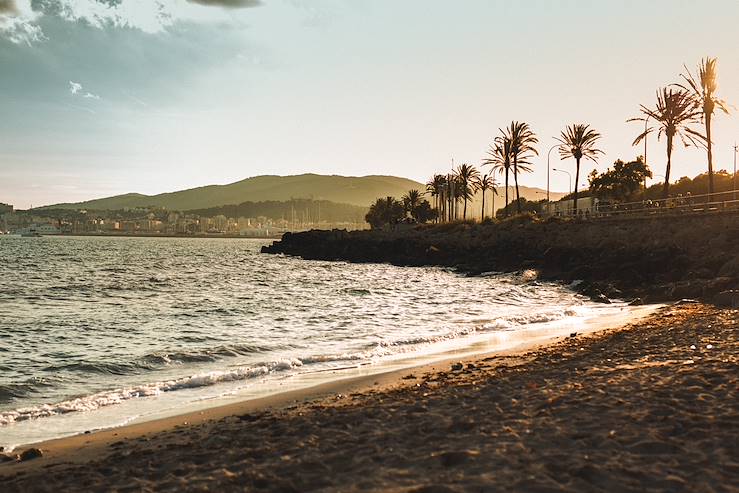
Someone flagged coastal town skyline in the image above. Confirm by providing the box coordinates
[2,0,739,209]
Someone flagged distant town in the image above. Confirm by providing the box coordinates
[0,200,369,237]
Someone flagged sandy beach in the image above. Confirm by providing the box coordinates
[1,302,736,492]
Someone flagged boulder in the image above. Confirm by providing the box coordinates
[19,448,43,461]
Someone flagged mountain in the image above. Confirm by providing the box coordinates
[42,174,424,210]
[40,173,563,212]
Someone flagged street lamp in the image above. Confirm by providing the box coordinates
[546,143,558,203]
[733,142,737,201]
[643,115,650,196]
[552,168,572,195]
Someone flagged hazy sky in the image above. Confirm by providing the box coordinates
[2,0,739,208]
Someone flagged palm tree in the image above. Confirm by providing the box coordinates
[502,121,538,214]
[630,88,704,199]
[454,164,479,220]
[677,57,730,199]
[483,139,513,215]
[426,175,446,223]
[402,189,422,216]
[474,173,497,221]
[555,123,604,215]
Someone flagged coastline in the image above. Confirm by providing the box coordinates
[0,305,664,456]
[0,304,739,491]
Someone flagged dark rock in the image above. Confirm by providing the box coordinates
[628,298,643,306]
[19,448,43,461]
[0,453,18,463]
[450,362,463,371]
[569,332,578,338]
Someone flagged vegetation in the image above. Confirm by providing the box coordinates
[365,197,405,229]
[454,164,480,220]
[556,124,604,215]
[677,57,730,199]
[496,197,546,217]
[588,157,653,202]
[502,121,538,214]
[483,140,513,214]
[474,173,497,221]
[630,88,704,199]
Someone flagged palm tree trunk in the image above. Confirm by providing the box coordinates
[514,156,521,214]
[573,158,580,217]
[504,169,509,216]
[492,188,495,219]
[664,134,673,199]
[463,196,467,220]
[481,189,485,221]
[706,113,714,200]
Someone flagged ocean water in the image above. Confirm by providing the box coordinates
[0,235,633,449]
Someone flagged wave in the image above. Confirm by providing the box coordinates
[0,359,303,426]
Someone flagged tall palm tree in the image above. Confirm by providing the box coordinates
[555,123,604,215]
[454,164,479,220]
[426,175,446,223]
[483,139,513,215]
[630,88,704,199]
[474,173,497,221]
[401,189,422,217]
[501,121,538,214]
[677,57,730,199]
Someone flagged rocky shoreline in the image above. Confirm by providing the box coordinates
[262,213,739,306]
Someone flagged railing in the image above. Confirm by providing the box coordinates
[545,189,739,220]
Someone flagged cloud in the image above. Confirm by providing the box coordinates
[187,0,261,8]
[0,0,18,15]
[69,81,101,100]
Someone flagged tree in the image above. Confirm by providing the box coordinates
[474,173,497,221]
[483,139,513,215]
[677,57,730,200]
[411,200,437,223]
[426,175,446,223]
[588,157,653,202]
[401,189,422,214]
[402,189,437,222]
[556,123,604,215]
[454,163,479,220]
[501,121,538,214]
[365,196,405,229]
[630,88,704,198]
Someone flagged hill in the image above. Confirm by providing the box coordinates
[42,174,423,211]
[40,174,561,212]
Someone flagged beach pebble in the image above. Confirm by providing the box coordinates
[690,345,697,350]
[19,448,43,462]
[451,362,463,371]
[569,332,578,338]
[706,344,713,349]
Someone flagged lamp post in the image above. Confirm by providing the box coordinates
[552,168,572,195]
[643,115,650,196]
[733,143,738,201]
[546,143,558,203]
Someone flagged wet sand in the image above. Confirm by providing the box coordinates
[1,302,737,492]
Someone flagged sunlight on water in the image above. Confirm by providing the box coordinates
[0,235,630,448]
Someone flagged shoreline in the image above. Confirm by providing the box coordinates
[2,302,736,491]
[0,303,656,456]
[2,302,735,491]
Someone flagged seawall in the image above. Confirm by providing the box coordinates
[262,213,739,304]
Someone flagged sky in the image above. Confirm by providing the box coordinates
[2,0,739,209]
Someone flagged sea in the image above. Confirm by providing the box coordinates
[0,235,641,451]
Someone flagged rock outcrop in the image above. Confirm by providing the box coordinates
[262,213,739,303]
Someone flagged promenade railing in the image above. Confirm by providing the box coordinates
[546,188,739,220]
